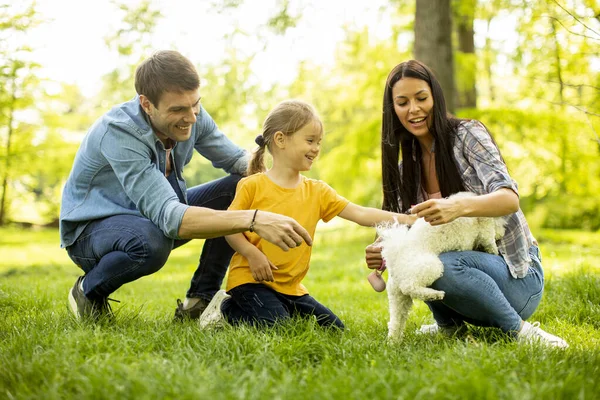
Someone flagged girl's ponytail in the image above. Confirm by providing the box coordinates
[247,136,267,175]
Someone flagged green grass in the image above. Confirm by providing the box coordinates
[1,223,599,399]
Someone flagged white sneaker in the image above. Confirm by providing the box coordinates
[198,290,231,330]
[416,323,467,337]
[518,321,569,349]
[416,323,439,335]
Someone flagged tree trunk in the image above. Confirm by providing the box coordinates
[456,2,477,109]
[414,0,455,113]
[484,18,496,104]
[0,87,15,226]
[551,19,567,193]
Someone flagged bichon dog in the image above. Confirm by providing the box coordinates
[374,192,506,342]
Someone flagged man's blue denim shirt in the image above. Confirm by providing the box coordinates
[59,96,248,248]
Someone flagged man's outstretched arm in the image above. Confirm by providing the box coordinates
[178,207,313,251]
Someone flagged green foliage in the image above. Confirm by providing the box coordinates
[0,226,599,399]
[288,27,411,207]
[183,44,267,184]
[266,0,300,35]
[508,1,599,116]
[454,51,477,105]
[98,0,162,108]
[537,196,600,231]
[459,107,600,229]
[104,0,161,57]
[2,0,599,230]
[0,2,43,225]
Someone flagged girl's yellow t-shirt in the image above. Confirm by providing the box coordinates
[226,173,349,296]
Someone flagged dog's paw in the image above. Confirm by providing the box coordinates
[419,292,444,301]
[386,332,404,344]
[406,288,445,301]
[430,290,445,300]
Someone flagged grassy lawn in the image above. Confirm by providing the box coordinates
[1,223,599,399]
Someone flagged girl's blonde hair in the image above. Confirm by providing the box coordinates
[248,100,322,175]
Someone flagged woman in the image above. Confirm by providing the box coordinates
[365,60,568,348]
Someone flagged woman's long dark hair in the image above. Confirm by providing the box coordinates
[381,60,465,213]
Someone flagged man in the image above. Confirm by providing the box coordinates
[60,50,311,321]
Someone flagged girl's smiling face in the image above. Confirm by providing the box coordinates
[281,120,322,172]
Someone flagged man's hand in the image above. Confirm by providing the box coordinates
[247,252,278,282]
[365,238,384,270]
[252,211,313,251]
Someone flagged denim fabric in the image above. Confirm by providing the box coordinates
[222,283,345,330]
[177,174,241,300]
[60,95,248,248]
[66,174,241,301]
[426,245,544,333]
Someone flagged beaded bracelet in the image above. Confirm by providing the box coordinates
[249,209,259,232]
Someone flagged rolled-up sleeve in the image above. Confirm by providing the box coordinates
[458,121,518,195]
[100,124,189,239]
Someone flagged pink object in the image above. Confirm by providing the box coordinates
[368,270,386,292]
[368,259,387,292]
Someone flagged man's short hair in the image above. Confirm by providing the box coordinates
[134,50,200,106]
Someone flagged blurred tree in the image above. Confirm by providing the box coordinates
[29,83,96,225]
[414,0,455,113]
[476,0,514,105]
[454,0,477,109]
[0,2,41,225]
[183,1,301,185]
[98,0,162,108]
[510,0,599,200]
[288,27,411,206]
[213,0,299,34]
[7,0,592,230]
[266,0,300,34]
[184,43,265,185]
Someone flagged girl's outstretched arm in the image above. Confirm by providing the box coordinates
[337,202,416,227]
[226,234,278,282]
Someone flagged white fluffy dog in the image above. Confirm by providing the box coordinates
[376,192,506,342]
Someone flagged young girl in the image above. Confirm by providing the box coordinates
[198,99,415,329]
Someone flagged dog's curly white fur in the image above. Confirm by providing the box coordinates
[377,192,506,342]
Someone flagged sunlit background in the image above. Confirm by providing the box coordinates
[29,0,396,95]
[1,0,599,232]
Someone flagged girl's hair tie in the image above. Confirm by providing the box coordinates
[255,135,265,147]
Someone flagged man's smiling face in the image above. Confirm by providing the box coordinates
[140,89,201,145]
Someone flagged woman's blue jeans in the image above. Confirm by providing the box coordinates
[426,245,544,333]
[66,174,241,302]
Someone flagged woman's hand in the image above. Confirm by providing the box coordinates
[247,252,278,282]
[365,238,384,270]
[411,197,464,226]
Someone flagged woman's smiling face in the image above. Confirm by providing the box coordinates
[392,77,434,138]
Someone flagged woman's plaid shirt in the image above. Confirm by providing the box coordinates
[404,119,535,279]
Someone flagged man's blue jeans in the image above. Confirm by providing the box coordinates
[427,245,544,333]
[66,174,242,302]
